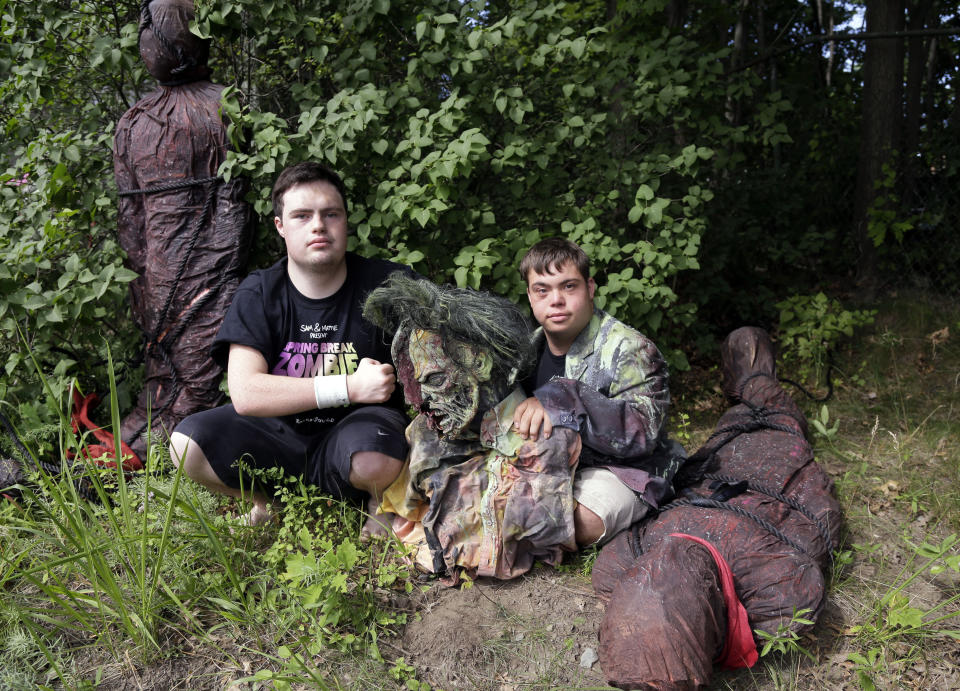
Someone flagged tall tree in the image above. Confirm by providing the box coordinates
[902,0,934,197]
[853,0,905,287]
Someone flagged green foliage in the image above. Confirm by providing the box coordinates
[1,434,257,683]
[194,0,739,361]
[868,158,960,295]
[2,0,951,435]
[0,0,735,430]
[811,404,839,441]
[843,534,960,690]
[685,3,867,336]
[0,365,419,687]
[1,0,815,426]
[553,542,599,578]
[222,466,421,688]
[259,473,415,657]
[867,161,917,248]
[1,1,143,433]
[775,292,876,383]
[389,656,436,691]
[846,648,881,691]
[672,410,693,447]
[852,534,960,642]
[754,607,817,662]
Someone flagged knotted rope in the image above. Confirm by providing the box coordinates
[117,175,222,445]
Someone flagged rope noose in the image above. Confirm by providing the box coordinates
[139,0,197,81]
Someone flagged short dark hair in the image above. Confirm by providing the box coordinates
[519,237,591,284]
[272,162,348,219]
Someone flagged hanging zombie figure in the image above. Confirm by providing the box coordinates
[363,274,583,582]
[114,0,252,461]
[591,327,844,689]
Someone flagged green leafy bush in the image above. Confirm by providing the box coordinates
[200,0,727,343]
[1,2,143,435]
[1,0,798,434]
[775,292,876,383]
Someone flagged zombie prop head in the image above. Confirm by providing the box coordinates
[139,0,211,84]
[406,328,493,437]
[363,274,534,438]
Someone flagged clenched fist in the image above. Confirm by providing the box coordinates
[346,358,396,404]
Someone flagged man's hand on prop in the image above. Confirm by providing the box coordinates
[513,396,553,441]
[347,358,396,403]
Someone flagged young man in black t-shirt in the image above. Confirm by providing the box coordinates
[170,162,410,535]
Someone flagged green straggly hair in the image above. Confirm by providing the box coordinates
[363,272,534,388]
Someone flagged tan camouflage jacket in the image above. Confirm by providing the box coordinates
[531,308,681,503]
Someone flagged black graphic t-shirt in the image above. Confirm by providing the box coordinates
[212,252,411,436]
[522,342,567,394]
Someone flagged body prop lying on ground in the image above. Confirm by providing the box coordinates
[592,327,844,689]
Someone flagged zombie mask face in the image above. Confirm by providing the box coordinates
[408,328,493,438]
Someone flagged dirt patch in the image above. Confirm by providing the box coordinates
[393,568,607,690]
[67,639,255,691]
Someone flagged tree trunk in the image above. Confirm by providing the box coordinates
[853,0,905,290]
[902,0,934,202]
[665,0,688,29]
[811,0,837,87]
[726,0,751,126]
[757,1,781,169]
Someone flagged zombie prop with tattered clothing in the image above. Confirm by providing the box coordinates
[114,0,253,460]
[363,275,582,581]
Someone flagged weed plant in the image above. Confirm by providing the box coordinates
[775,292,877,386]
[764,291,960,689]
[0,446,258,684]
[0,359,421,689]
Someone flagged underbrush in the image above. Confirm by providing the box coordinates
[720,290,960,690]
[0,440,425,689]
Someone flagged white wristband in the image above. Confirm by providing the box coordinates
[314,374,349,409]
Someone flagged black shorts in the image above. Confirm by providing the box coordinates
[173,405,408,503]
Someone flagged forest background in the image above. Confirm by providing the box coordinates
[0,1,958,689]
[1,0,958,426]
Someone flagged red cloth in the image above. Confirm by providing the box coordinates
[68,388,143,471]
[671,532,759,669]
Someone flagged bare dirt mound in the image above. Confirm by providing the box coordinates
[396,568,609,690]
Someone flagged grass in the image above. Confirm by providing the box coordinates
[0,413,421,688]
[0,289,958,690]
[715,290,960,690]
